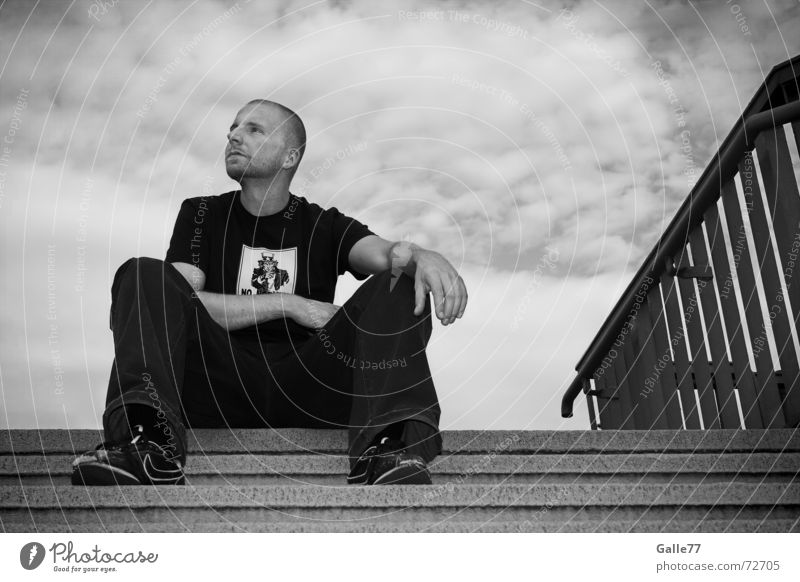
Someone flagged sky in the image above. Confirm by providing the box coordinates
[1,0,799,433]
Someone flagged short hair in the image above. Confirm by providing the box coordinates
[246,99,306,166]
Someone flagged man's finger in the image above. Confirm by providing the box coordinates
[442,274,459,323]
[440,276,453,323]
[430,276,447,322]
[426,275,444,319]
[413,274,427,316]
[444,277,464,325]
[456,276,468,318]
[456,277,467,319]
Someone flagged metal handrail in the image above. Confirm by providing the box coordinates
[562,98,800,418]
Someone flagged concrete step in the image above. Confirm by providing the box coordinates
[1,483,798,532]
[2,428,798,532]
[3,519,799,533]
[3,428,799,454]
[4,452,799,486]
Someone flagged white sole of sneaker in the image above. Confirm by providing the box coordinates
[373,463,432,485]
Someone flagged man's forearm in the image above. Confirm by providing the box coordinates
[195,290,299,332]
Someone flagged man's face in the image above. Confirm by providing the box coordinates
[225,103,290,181]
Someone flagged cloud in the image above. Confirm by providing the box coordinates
[2,0,799,431]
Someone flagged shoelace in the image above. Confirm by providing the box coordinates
[93,425,145,451]
[347,437,407,484]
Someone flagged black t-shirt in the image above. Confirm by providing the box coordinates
[165,190,375,343]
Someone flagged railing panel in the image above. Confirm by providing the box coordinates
[674,241,720,428]
[705,199,762,427]
[627,289,671,429]
[610,340,637,430]
[619,315,654,429]
[659,273,701,428]
[722,174,785,427]
[739,152,798,427]
[645,286,684,428]
[688,224,740,428]
[753,126,800,425]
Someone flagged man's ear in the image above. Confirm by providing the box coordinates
[282,148,301,171]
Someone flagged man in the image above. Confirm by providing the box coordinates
[71,99,467,487]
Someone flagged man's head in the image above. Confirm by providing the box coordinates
[260,252,278,274]
[225,99,306,182]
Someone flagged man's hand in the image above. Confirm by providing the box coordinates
[348,235,468,326]
[393,243,467,326]
[289,296,341,329]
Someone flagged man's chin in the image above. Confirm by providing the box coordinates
[225,167,244,182]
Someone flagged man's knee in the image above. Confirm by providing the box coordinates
[363,268,416,300]
[113,257,180,288]
[115,256,167,277]
[353,269,431,322]
[111,257,186,305]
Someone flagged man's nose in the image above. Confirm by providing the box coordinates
[228,129,242,145]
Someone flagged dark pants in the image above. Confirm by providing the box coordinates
[101,257,443,473]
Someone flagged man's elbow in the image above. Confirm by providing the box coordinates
[171,261,206,293]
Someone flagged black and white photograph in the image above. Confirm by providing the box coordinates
[0,0,798,578]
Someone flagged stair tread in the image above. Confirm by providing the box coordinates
[2,482,799,508]
[4,452,799,475]
[4,519,797,533]
[3,428,799,454]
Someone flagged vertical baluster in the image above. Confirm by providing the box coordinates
[674,241,720,428]
[738,152,797,427]
[705,198,763,427]
[645,285,684,428]
[754,128,800,426]
[688,225,739,428]
[660,272,701,428]
[594,365,624,429]
[792,121,800,174]
[585,379,598,430]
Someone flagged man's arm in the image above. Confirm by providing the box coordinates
[171,262,338,331]
[348,235,468,326]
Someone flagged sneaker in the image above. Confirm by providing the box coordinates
[347,436,432,485]
[71,424,185,486]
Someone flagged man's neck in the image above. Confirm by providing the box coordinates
[239,177,291,217]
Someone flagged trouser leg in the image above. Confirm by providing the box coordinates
[269,269,443,471]
[101,257,278,465]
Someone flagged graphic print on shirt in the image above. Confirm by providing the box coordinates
[237,245,297,295]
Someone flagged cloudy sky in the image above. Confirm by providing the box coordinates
[1,0,799,433]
